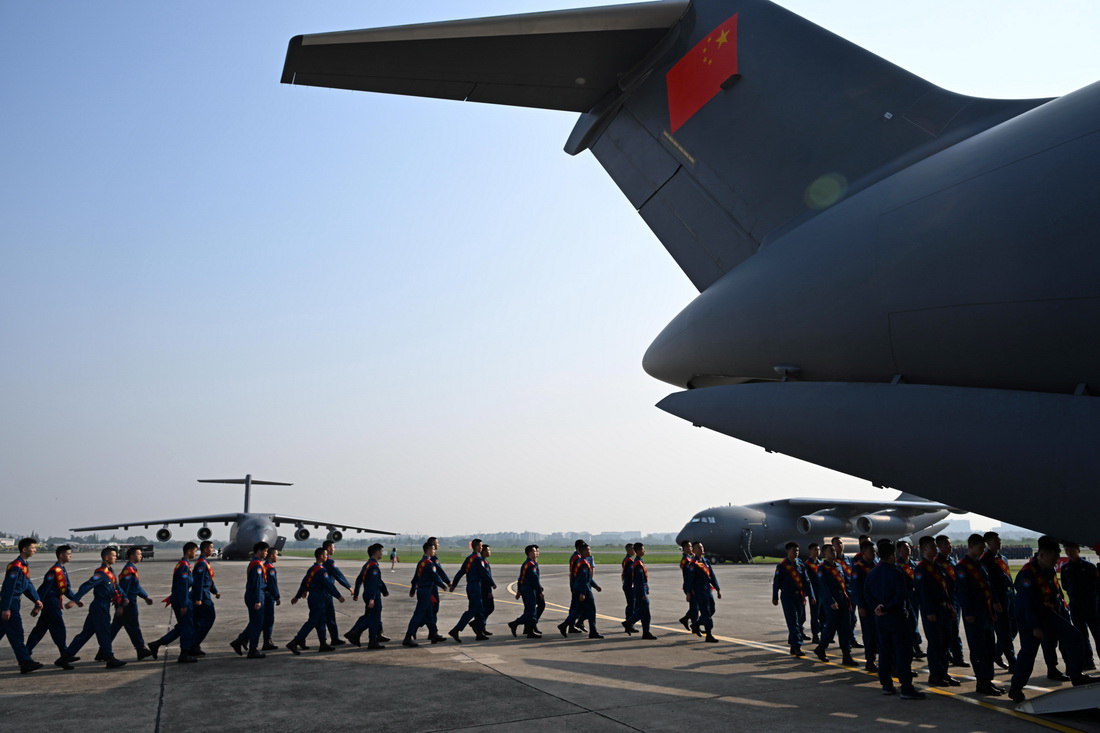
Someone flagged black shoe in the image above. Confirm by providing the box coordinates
[177,654,198,664]
[482,630,493,636]
[137,647,154,661]
[317,643,335,652]
[866,661,879,673]
[568,625,582,634]
[247,649,266,659]
[474,633,490,641]
[105,657,127,669]
[811,635,820,645]
[576,623,587,633]
[691,622,702,637]
[299,642,311,650]
[148,641,161,660]
[402,636,419,648]
[950,658,969,668]
[367,641,385,649]
[1083,660,1098,672]
[508,621,519,637]
[429,634,448,643]
[588,631,604,639]
[945,675,962,687]
[190,646,206,657]
[94,650,106,662]
[704,634,718,643]
[881,687,897,696]
[994,656,1009,670]
[449,628,462,644]
[622,621,635,635]
[912,649,926,660]
[791,646,806,657]
[976,681,1004,696]
[679,615,691,631]
[899,688,926,700]
[814,646,828,662]
[1072,673,1100,686]
[1047,669,1070,682]
[262,640,278,651]
[344,632,362,648]
[330,638,346,646]
[286,639,303,656]
[642,632,657,640]
[378,635,391,643]
[928,676,953,687]
[526,631,541,639]
[1008,686,1026,702]
[229,638,244,656]
[533,626,543,636]
[841,655,857,666]
[557,622,569,638]
[852,640,864,649]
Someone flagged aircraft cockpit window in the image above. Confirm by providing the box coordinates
[691,516,717,523]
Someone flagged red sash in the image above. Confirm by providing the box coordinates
[622,556,634,582]
[248,559,267,582]
[900,562,915,581]
[822,562,850,608]
[99,565,123,605]
[51,564,68,595]
[637,560,648,583]
[119,564,139,581]
[1024,559,1067,612]
[693,557,712,579]
[982,550,1011,579]
[569,552,583,578]
[6,558,29,579]
[780,559,804,593]
[304,562,324,588]
[935,554,956,581]
[958,556,994,615]
[918,558,951,601]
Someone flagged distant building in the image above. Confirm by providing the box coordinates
[592,531,642,545]
[941,519,973,537]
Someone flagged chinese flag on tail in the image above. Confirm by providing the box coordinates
[666,13,739,133]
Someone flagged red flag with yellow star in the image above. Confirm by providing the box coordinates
[666,14,738,133]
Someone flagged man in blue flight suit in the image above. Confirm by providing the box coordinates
[322,539,353,646]
[562,539,588,634]
[480,544,496,634]
[623,543,657,639]
[773,541,814,656]
[287,546,346,654]
[896,541,925,660]
[1008,536,1099,702]
[980,531,1017,673]
[404,541,449,647]
[149,541,200,664]
[804,542,824,645]
[678,540,699,634]
[813,544,856,664]
[956,534,1004,695]
[935,535,967,668]
[62,546,130,669]
[915,535,959,687]
[261,548,281,651]
[574,544,603,638]
[348,543,388,649]
[26,544,82,669]
[1061,541,1100,670]
[449,538,493,642]
[850,540,879,671]
[685,542,720,643]
[621,542,636,624]
[510,545,544,638]
[420,537,450,641]
[108,545,154,661]
[1,538,45,673]
[230,541,269,658]
[831,536,861,649]
[864,540,925,699]
[189,540,219,657]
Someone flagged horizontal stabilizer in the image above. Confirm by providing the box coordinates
[281,1,689,112]
[197,478,293,486]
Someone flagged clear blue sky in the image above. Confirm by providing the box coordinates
[3,1,1098,540]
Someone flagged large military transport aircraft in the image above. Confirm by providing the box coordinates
[70,474,396,560]
[281,0,1100,549]
[676,493,957,562]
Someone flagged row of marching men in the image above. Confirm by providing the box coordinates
[770,532,1100,702]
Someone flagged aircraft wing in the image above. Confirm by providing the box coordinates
[783,498,961,517]
[270,514,397,536]
[70,513,242,532]
[280,0,689,113]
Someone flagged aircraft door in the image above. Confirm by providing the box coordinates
[740,527,754,564]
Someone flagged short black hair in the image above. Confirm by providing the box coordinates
[253,541,270,554]
[784,541,799,551]
[470,538,483,549]
[575,539,586,549]
[18,537,37,552]
[918,535,936,551]
[877,539,896,560]
[967,534,986,548]
[314,547,327,560]
[633,542,644,553]
[807,542,819,551]
[423,540,434,553]
[55,545,72,558]
[100,546,118,561]
[935,535,951,545]
[322,539,335,550]
[859,541,875,552]
[199,540,214,552]
[368,543,383,556]
[983,531,1000,542]
[1037,535,1061,555]
[1065,541,1081,550]
[126,545,142,559]
[480,544,491,552]
[524,544,539,555]
[830,537,842,544]
[183,541,198,554]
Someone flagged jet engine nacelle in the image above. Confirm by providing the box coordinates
[197,526,212,540]
[155,528,172,542]
[796,513,852,536]
[327,529,343,542]
[855,514,916,537]
[294,526,310,542]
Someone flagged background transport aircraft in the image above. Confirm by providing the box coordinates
[676,494,956,562]
[281,0,1100,548]
[70,474,396,560]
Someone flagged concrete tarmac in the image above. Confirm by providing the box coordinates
[2,554,1098,732]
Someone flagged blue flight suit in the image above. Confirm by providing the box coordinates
[955,555,998,683]
[839,553,858,640]
[27,562,77,655]
[154,557,196,653]
[110,561,149,652]
[66,564,125,659]
[190,556,218,650]
[323,556,352,640]
[1,557,41,663]
[850,555,878,664]
[514,559,543,632]
[1061,557,1100,666]
[262,560,279,645]
[350,558,388,642]
[898,559,924,652]
[679,553,698,626]
[816,560,853,654]
[621,554,635,619]
[915,557,954,679]
[773,557,814,648]
[864,562,916,692]
[685,556,719,635]
[241,558,267,651]
[981,549,1017,669]
[574,560,599,632]
[294,562,343,644]
[451,552,491,634]
[407,557,447,637]
[1011,558,1088,690]
[804,556,824,641]
[481,557,496,624]
[564,551,584,629]
[935,552,965,662]
[624,558,651,634]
